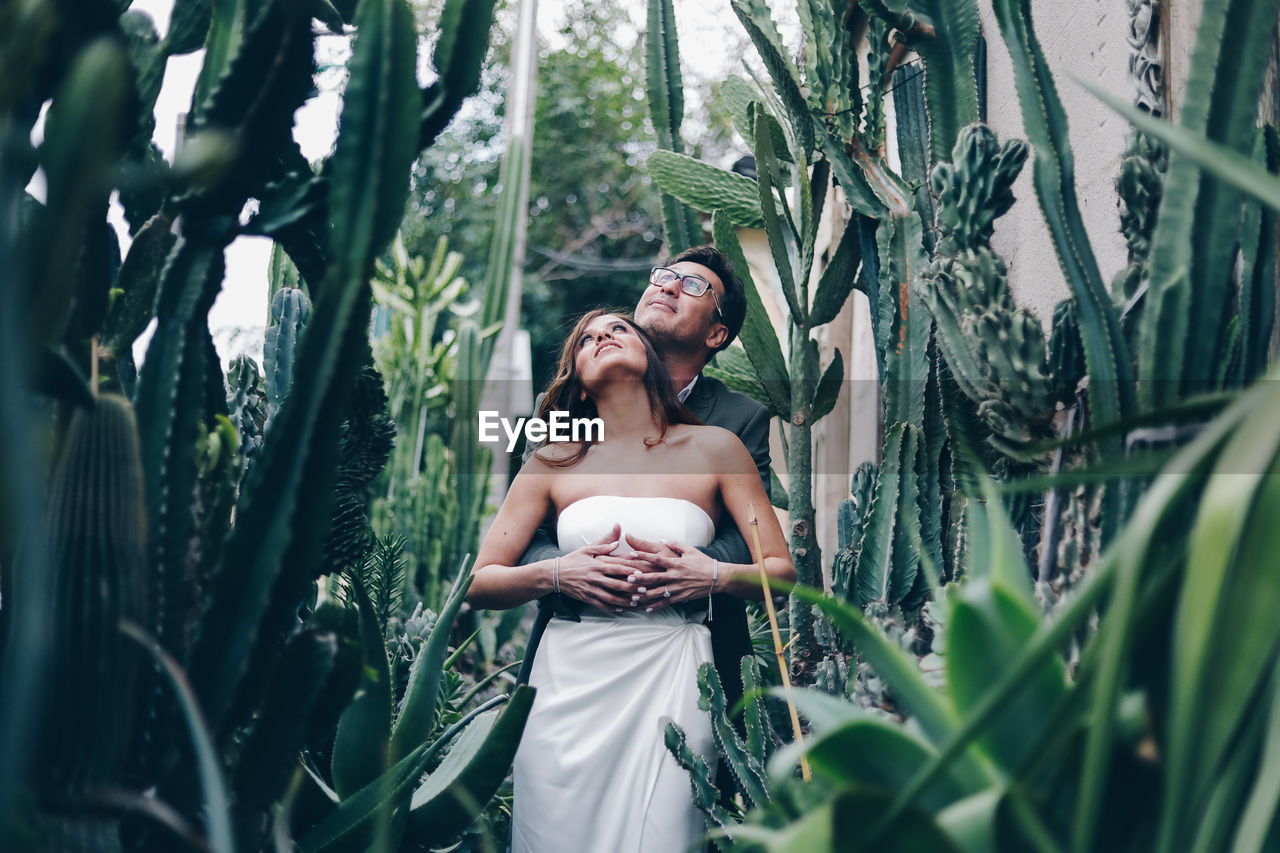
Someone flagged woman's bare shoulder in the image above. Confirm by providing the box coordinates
[684,423,751,462]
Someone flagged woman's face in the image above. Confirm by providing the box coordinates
[572,313,649,394]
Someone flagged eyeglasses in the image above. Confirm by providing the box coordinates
[649,267,723,320]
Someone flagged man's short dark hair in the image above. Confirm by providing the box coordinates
[668,245,746,353]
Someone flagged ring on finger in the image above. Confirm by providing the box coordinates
[663,588,672,599]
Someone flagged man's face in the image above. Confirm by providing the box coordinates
[633,261,728,354]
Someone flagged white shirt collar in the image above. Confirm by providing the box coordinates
[676,375,699,403]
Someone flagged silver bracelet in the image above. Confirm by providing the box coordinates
[708,559,719,620]
[552,556,561,595]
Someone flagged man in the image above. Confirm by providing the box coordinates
[516,244,772,741]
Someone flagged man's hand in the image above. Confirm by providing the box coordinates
[602,538,718,612]
[554,524,637,611]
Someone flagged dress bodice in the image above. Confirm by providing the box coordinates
[556,495,715,554]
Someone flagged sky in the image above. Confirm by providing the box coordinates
[112,0,795,366]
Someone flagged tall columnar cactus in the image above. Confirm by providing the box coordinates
[645,0,703,253]
[263,285,312,429]
[0,0,519,846]
[225,355,267,487]
[35,396,147,801]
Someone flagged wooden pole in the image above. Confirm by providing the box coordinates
[748,502,810,782]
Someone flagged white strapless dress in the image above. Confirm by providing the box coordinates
[510,495,718,853]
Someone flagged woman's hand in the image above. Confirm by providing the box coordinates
[554,524,638,612]
[613,539,719,611]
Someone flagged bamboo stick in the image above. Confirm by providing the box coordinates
[748,501,810,782]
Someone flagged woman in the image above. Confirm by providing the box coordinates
[469,310,794,853]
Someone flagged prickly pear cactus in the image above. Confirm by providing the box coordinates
[263,286,311,429]
[924,124,1056,458]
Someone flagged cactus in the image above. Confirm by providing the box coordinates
[645,0,705,252]
[224,356,266,487]
[323,362,396,578]
[665,658,781,838]
[831,463,877,602]
[0,0,508,844]
[923,124,1056,459]
[34,395,147,800]
[263,285,312,429]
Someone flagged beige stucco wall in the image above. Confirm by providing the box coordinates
[978,0,1134,330]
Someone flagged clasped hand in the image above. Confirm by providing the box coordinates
[554,525,715,612]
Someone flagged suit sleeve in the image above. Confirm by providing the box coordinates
[697,402,772,565]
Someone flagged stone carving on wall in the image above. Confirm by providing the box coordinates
[1126,0,1167,116]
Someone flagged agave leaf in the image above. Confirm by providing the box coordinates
[331,579,392,798]
[389,564,474,761]
[801,716,971,813]
[122,622,234,853]
[1162,381,1280,848]
[406,685,535,844]
[874,372,1267,839]
[1231,662,1280,853]
[298,696,506,853]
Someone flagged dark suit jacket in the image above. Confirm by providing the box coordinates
[514,375,772,727]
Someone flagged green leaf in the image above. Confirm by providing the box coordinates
[406,685,535,844]
[881,213,930,427]
[947,577,1066,773]
[1231,662,1280,853]
[1088,85,1280,218]
[769,468,790,512]
[104,213,175,357]
[298,697,507,853]
[855,423,905,608]
[810,349,843,422]
[871,375,1265,838]
[1162,381,1280,849]
[331,579,393,798]
[803,718,970,813]
[191,0,246,117]
[646,150,764,228]
[809,218,863,327]
[712,211,791,417]
[389,565,475,761]
[164,0,213,55]
[232,628,338,822]
[121,622,234,853]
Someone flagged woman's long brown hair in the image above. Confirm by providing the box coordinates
[535,309,699,468]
